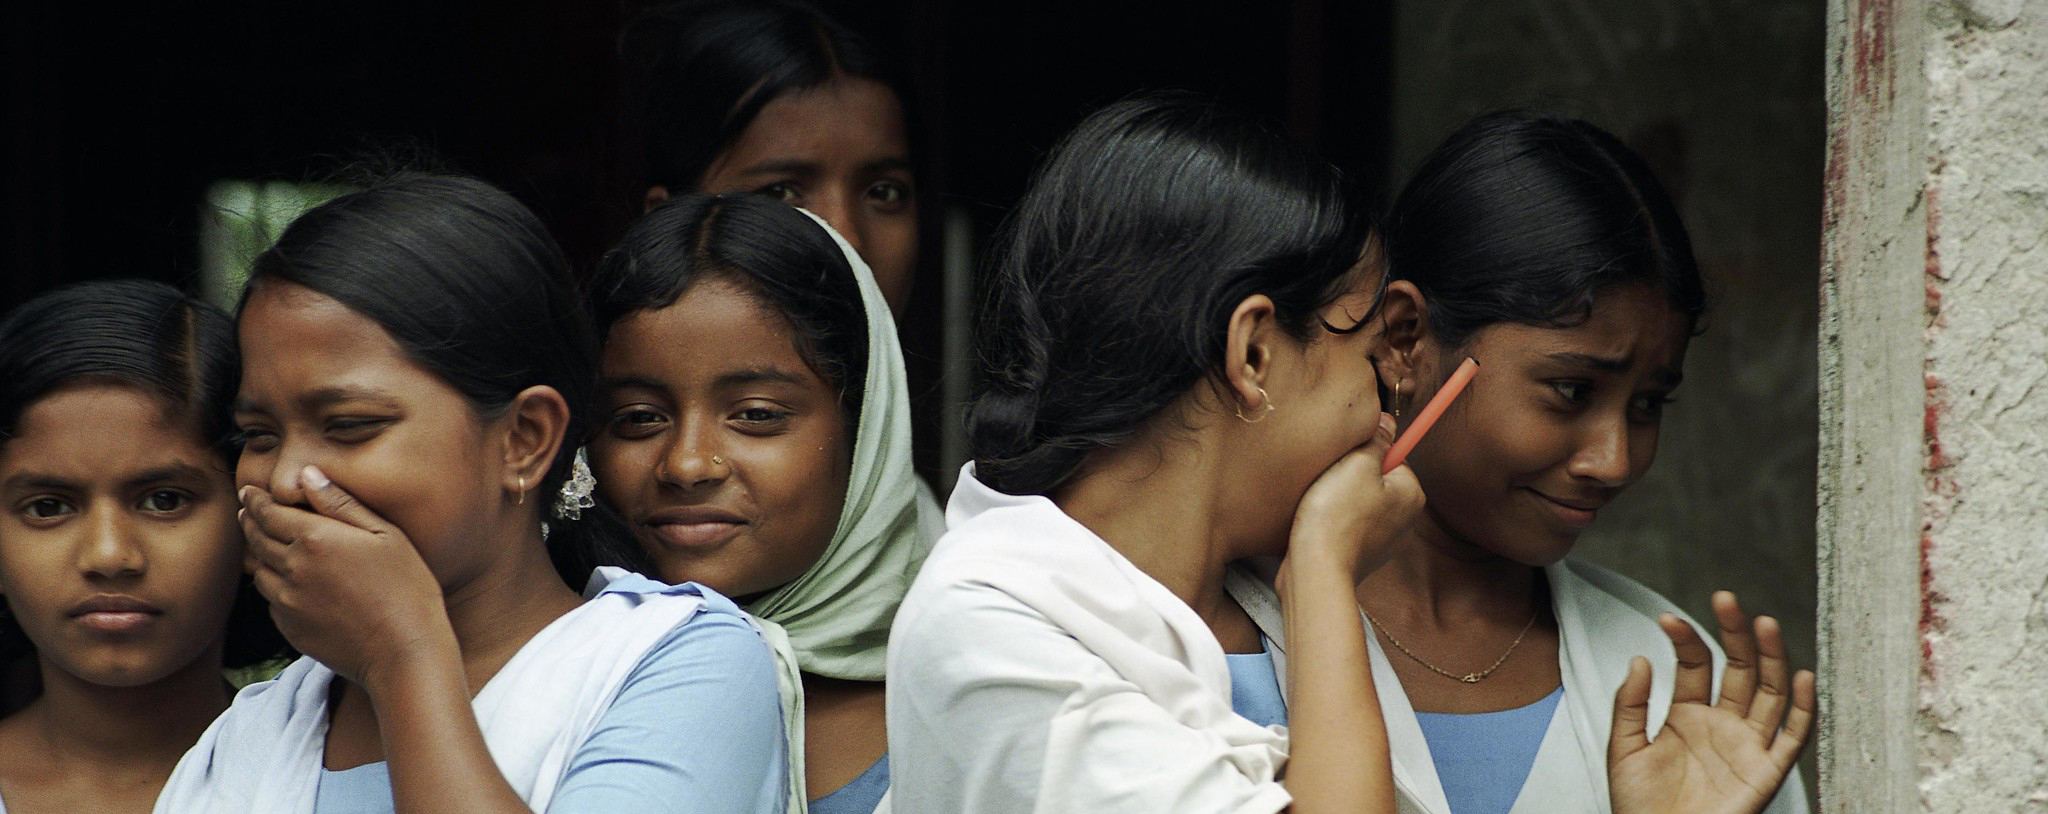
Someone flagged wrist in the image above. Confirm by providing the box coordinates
[359,624,461,698]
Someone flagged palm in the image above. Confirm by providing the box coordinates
[1608,593,1815,814]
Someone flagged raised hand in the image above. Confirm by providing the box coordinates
[1286,413,1424,584]
[239,464,454,687]
[1609,591,1815,814]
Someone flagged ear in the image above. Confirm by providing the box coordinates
[1373,280,1433,410]
[1221,294,1280,414]
[643,185,672,215]
[501,385,572,505]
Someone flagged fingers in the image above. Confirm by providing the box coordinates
[1746,614,1794,735]
[1712,591,1759,718]
[1660,612,1715,705]
[1607,655,1654,764]
[238,490,295,574]
[299,465,394,534]
[1768,669,1818,770]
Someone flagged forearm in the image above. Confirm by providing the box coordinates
[365,640,534,814]
[1279,556,1395,814]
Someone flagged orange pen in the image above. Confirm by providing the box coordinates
[1382,357,1480,474]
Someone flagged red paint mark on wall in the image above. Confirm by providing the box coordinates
[1921,176,1947,682]
[1853,0,1896,106]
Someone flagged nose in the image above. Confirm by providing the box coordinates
[654,417,728,490]
[242,438,310,509]
[1567,416,1634,488]
[79,502,147,580]
[803,193,866,259]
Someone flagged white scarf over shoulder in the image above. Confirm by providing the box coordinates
[883,465,1290,814]
[1224,559,1809,814]
[155,567,716,814]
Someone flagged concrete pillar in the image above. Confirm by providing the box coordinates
[1821,0,2048,810]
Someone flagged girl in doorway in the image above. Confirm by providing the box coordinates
[626,0,920,316]
[1226,111,1814,814]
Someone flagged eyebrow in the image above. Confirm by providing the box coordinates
[737,159,821,178]
[1,463,210,493]
[235,385,402,416]
[602,376,669,393]
[715,367,809,388]
[1544,352,1684,387]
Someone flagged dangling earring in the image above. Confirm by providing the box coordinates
[516,475,526,505]
[1236,387,1276,424]
[1392,379,1402,420]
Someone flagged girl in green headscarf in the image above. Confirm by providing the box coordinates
[584,192,940,814]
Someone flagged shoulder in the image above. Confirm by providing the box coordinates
[1550,558,1721,658]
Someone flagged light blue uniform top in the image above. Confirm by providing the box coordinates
[312,577,787,814]
[1415,686,1564,814]
[807,753,890,814]
[1225,639,1561,814]
[1225,643,1288,729]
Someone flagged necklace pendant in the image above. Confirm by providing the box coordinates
[1459,673,1482,684]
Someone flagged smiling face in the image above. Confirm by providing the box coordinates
[693,77,916,314]
[0,384,243,687]
[590,278,852,600]
[1405,284,1691,564]
[231,282,507,590]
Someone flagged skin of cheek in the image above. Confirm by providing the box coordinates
[233,283,509,591]
[693,78,918,312]
[1243,317,1385,556]
[0,388,243,687]
[589,288,853,601]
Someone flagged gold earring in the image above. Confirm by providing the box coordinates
[1392,379,1402,420]
[516,475,526,505]
[1236,387,1276,424]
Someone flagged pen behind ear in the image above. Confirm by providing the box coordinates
[1382,357,1480,474]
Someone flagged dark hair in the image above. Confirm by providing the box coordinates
[625,0,905,190]
[0,279,289,669]
[1386,111,1706,348]
[248,173,646,585]
[590,193,868,422]
[968,91,1375,496]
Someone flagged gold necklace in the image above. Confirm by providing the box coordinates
[1363,607,1540,684]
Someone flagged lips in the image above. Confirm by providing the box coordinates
[1528,489,1605,529]
[67,595,163,634]
[645,506,748,550]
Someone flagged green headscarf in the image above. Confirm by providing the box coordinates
[747,209,941,812]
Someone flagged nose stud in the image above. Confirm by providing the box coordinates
[711,455,725,467]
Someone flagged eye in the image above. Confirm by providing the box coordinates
[234,426,279,454]
[138,489,190,514]
[1631,394,1676,420]
[866,181,913,209]
[758,182,802,203]
[607,406,669,440]
[22,497,76,522]
[730,404,793,433]
[1549,381,1591,404]
[324,417,390,444]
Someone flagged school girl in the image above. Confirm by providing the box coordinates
[0,281,289,814]
[154,174,786,814]
[1227,111,1814,814]
[583,192,938,814]
[627,0,920,314]
[885,91,1421,814]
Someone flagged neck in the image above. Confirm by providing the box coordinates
[24,643,231,772]
[438,515,583,691]
[1359,503,1542,625]
[1053,431,1248,632]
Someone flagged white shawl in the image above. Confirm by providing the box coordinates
[882,465,1290,814]
[154,567,716,814]
[1224,559,1809,814]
